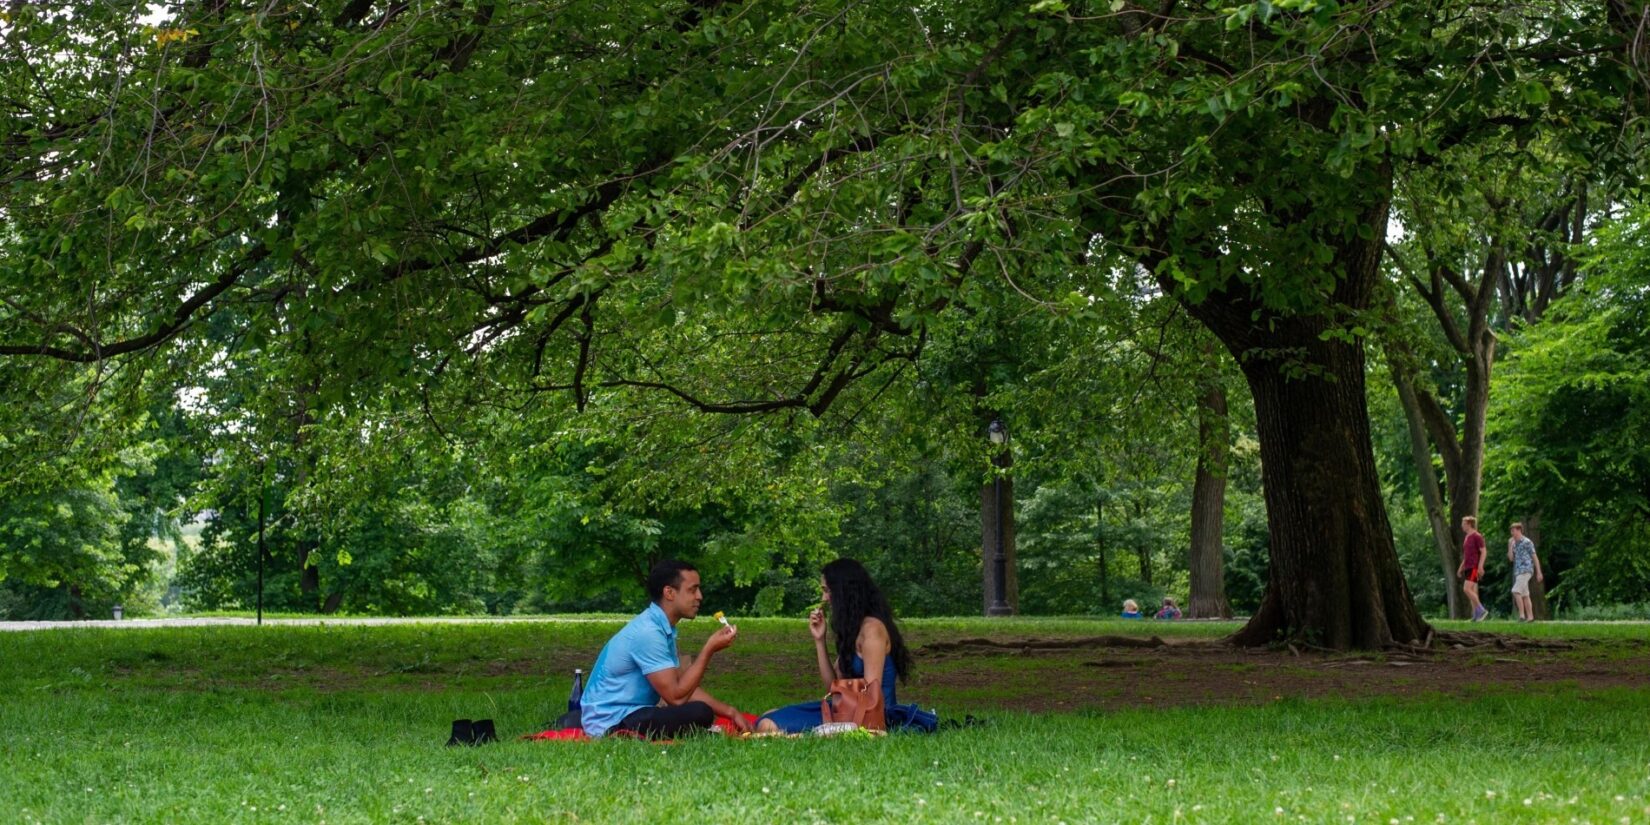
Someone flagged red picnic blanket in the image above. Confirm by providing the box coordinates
[521,713,757,742]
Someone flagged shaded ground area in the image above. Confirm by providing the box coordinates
[911,635,1650,713]
[74,624,1650,714]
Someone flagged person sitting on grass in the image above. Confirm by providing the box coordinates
[580,560,752,739]
[1121,599,1143,619]
[1155,597,1182,620]
[755,558,917,733]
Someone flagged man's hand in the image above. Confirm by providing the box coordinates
[808,608,827,642]
[1536,571,1544,583]
[724,709,754,734]
[703,623,738,655]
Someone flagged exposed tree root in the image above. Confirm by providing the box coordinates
[1429,630,1578,652]
[918,635,1170,656]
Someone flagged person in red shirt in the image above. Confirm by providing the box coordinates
[1457,515,1489,621]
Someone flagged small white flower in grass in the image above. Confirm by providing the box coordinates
[1275,807,1284,816]
[1167,778,1176,787]
[936,782,944,787]
[1614,796,1625,802]
[1193,805,1203,812]
[1334,754,1341,761]
[917,799,926,806]
[279,805,286,811]
[762,787,770,794]
[1524,799,1532,806]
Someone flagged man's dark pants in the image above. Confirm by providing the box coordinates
[611,701,715,739]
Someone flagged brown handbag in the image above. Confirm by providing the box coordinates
[821,678,886,731]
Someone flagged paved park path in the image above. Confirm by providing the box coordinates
[0,616,625,632]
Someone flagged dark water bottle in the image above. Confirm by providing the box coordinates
[568,668,584,713]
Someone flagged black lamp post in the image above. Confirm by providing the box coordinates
[986,419,1013,617]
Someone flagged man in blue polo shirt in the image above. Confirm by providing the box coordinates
[581,560,752,738]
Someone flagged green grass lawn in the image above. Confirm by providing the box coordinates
[2,617,1648,824]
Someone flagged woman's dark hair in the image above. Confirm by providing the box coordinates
[822,558,911,683]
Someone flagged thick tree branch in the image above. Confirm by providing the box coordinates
[0,245,267,361]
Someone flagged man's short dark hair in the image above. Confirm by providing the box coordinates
[647,560,697,603]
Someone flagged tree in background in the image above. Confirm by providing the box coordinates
[1383,147,1605,618]
[1484,211,1650,613]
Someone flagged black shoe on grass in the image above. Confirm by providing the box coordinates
[472,719,498,744]
[446,719,473,747]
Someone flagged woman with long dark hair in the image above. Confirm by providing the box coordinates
[756,558,929,733]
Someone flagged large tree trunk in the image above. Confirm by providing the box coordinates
[1188,382,1232,618]
[1182,173,1431,649]
[1391,368,1465,618]
[1219,331,1430,648]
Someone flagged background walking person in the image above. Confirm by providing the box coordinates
[1458,516,1489,621]
[1508,523,1544,623]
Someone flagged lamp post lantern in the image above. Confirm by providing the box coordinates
[986,419,1014,616]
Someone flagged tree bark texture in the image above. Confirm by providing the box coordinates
[1218,331,1430,647]
[1188,382,1232,618]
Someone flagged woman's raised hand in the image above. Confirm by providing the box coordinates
[808,607,827,642]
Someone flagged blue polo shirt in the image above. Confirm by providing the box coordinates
[581,603,681,737]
